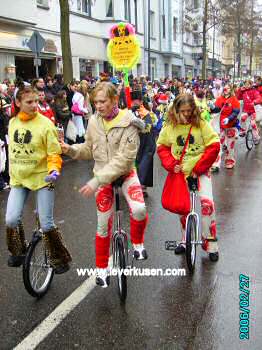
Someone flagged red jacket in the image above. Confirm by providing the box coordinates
[236,87,261,114]
[215,95,240,129]
[37,102,56,124]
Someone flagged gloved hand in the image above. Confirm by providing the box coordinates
[223,118,229,125]
[207,101,215,110]
[45,170,60,183]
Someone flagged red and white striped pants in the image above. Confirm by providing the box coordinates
[95,169,148,268]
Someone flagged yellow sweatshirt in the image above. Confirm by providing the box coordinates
[157,119,219,176]
[8,112,62,190]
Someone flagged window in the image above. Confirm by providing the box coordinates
[137,63,142,76]
[150,58,156,80]
[162,15,166,38]
[106,0,113,17]
[124,0,130,22]
[77,0,91,15]
[134,0,138,30]
[186,31,190,43]
[150,11,155,37]
[192,23,198,32]
[193,33,199,45]
[173,17,177,41]
[164,63,169,78]
[193,0,199,9]
[37,0,49,7]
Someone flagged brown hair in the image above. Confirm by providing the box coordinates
[54,89,67,105]
[222,83,235,97]
[90,82,118,103]
[168,94,201,127]
[13,86,38,116]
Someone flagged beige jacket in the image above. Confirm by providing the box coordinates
[67,110,140,188]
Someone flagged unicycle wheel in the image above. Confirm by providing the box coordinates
[246,129,254,150]
[185,216,197,273]
[115,236,127,302]
[23,233,54,298]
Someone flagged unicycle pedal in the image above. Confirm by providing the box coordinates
[165,240,177,251]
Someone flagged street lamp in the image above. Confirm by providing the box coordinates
[148,0,151,79]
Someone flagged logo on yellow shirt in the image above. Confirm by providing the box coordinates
[12,128,35,156]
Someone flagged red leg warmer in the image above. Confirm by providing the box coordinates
[130,213,148,244]
[95,234,110,268]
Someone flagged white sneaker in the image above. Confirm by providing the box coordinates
[133,243,148,260]
[3,183,10,190]
[95,268,110,288]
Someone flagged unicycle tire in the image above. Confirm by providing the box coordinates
[246,129,254,150]
[254,125,261,145]
[115,236,127,302]
[23,233,54,298]
[185,216,197,273]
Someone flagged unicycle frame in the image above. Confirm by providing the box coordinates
[111,178,128,302]
[185,191,200,244]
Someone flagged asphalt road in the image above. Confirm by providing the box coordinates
[0,138,261,350]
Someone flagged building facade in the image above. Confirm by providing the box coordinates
[0,0,225,81]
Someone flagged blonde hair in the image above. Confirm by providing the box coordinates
[168,93,201,127]
[91,82,118,103]
[79,80,89,97]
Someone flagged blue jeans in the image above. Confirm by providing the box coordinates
[6,186,55,232]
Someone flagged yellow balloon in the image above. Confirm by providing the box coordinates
[107,33,141,70]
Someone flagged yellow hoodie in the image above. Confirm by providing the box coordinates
[8,112,62,190]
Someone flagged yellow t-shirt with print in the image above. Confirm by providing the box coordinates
[8,112,62,190]
[157,119,219,176]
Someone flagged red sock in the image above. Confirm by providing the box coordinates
[95,234,110,268]
[130,213,148,244]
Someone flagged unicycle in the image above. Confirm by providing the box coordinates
[245,117,260,151]
[185,176,201,273]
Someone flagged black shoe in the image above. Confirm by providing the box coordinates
[174,245,186,254]
[209,252,219,262]
[96,276,110,288]
[7,255,25,267]
[53,263,70,274]
[143,190,149,198]
[133,248,148,260]
[211,166,219,173]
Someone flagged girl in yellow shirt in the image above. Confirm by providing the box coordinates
[5,86,71,273]
[157,94,220,261]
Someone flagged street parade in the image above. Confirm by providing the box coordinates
[0,0,262,349]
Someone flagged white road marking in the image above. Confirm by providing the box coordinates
[14,257,114,349]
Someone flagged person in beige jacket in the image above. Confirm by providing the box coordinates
[61,82,148,288]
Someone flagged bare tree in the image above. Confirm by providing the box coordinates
[218,0,250,77]
[245,0,262,75]
[59,0,73,83]
[191,0,221,79]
